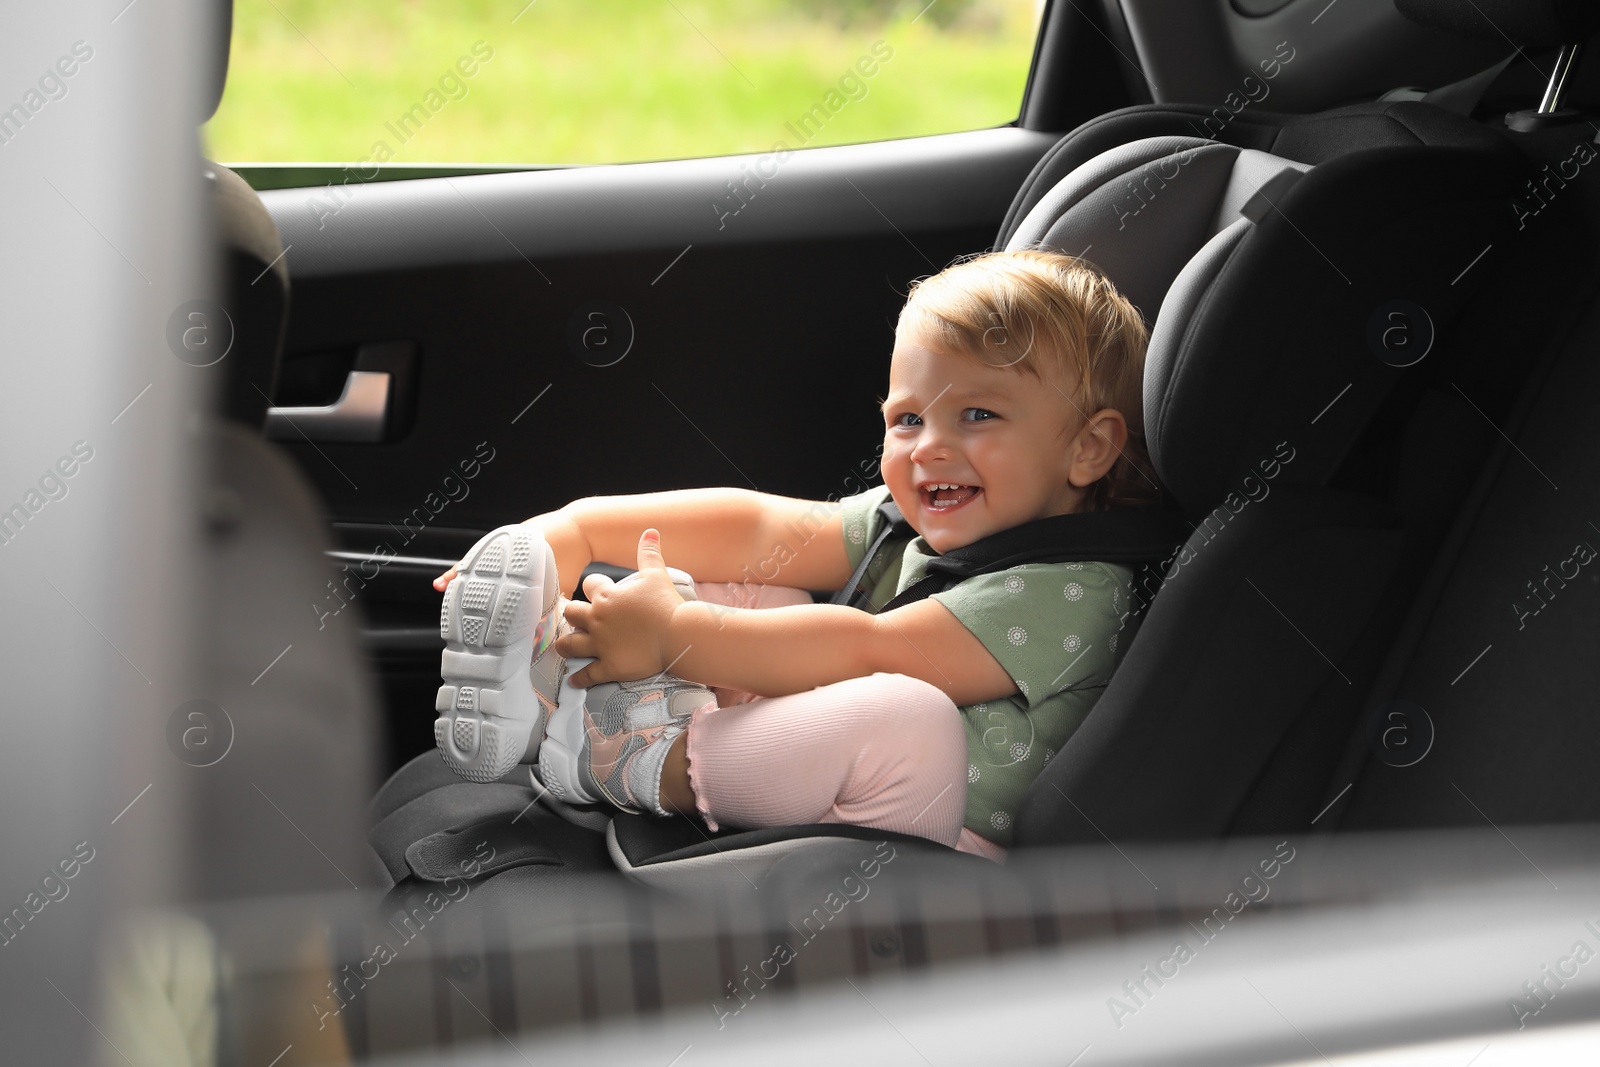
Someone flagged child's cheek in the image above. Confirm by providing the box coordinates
[881,445,912,493]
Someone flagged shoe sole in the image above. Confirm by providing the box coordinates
[436,525,550,783]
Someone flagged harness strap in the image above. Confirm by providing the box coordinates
[834,498,1189,615]
[829,499,910,611]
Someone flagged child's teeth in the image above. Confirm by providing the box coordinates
[927,483,975,507]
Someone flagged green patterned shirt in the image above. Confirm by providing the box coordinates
[841,485,1133,847]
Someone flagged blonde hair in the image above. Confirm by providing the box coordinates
[896,248,1161,512]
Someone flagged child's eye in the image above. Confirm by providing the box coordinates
[962,408,999,422]
[891,412,922,428]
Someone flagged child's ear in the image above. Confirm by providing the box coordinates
[1067,409,1128,488]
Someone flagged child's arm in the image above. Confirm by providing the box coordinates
[558,530,1018,706]
[434,489,853,597]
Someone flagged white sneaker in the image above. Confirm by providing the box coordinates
[435,525,559,782]
[536,568,705,813]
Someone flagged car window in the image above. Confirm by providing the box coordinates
[204,0,1048,167]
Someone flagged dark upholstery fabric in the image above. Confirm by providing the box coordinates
[1395,0,1600,48]
[992,100,1519,255]
[1014,488,1404,847]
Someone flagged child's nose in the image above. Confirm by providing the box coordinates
[910,426,952,462]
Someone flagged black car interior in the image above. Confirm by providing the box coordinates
[194,0,1600,921]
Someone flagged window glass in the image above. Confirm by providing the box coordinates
[204,0,1047,166]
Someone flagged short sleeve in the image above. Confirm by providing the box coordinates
[839,484,894,570]
[931,561,1132,709]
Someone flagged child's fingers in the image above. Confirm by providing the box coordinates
[561,598,593,629]
[432,565,458,592]
[568,661,602,688]
[581,571,615,601]
[553,627,595,661]
[636,528,665,572]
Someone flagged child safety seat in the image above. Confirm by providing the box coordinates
[1012,0,1600,848]
[369,64,1549,897]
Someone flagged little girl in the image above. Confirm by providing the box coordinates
[431,249,1157,860]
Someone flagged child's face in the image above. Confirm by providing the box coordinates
[880,339,1101,553]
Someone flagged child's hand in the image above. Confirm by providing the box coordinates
[556,529,685,686]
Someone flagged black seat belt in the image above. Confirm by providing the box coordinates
[831,498,1189,614]
[829,499,913,611]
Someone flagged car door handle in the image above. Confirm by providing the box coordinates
[266,370,391,443]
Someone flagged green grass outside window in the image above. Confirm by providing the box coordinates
[205,0,1045,166]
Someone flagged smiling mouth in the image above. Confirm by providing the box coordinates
[920,483,981,512]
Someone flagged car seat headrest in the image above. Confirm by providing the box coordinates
[1005,135,1311,332]
[207,162,289,426]
[1394,0,1600,48]
[195,2,290,429]
[202,0,232,123]
[1003,135,1312,511]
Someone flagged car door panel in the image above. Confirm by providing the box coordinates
[258,127,1058,525]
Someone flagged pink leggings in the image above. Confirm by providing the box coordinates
[683,581,1007,862]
